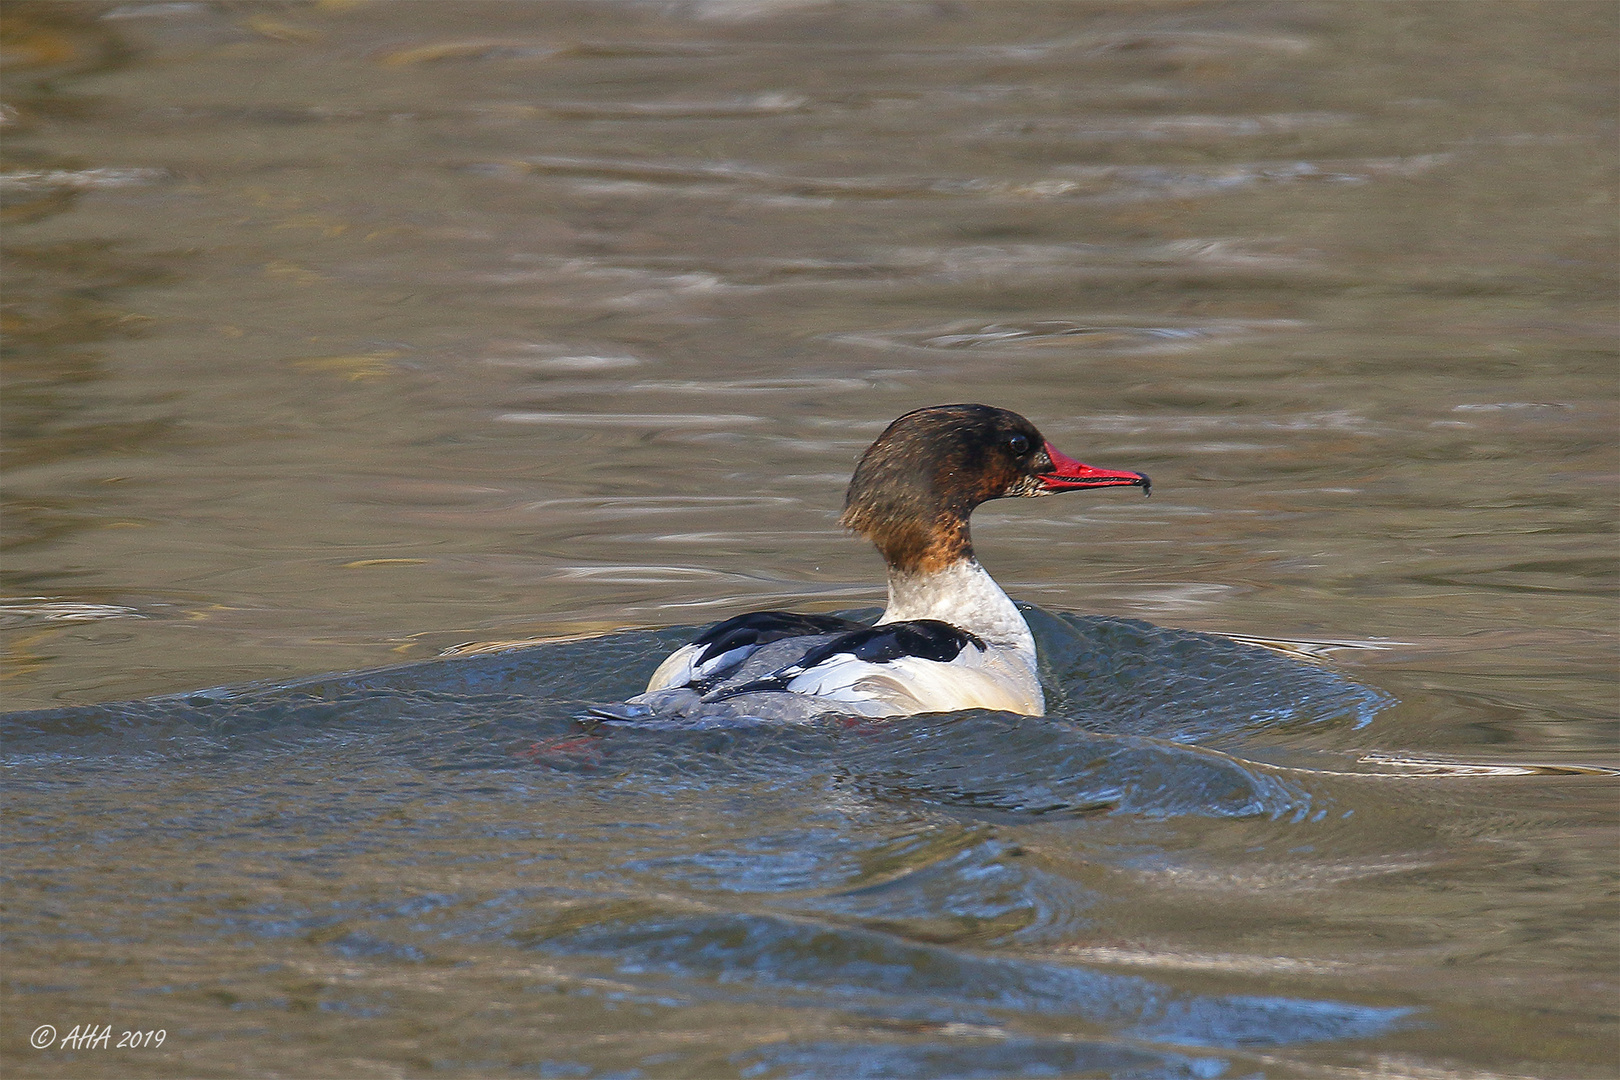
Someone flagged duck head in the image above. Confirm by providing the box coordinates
[840,404,1149,574]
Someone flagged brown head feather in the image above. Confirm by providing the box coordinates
[840,404,1054,574]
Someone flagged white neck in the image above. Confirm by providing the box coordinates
[877,557,1035,654]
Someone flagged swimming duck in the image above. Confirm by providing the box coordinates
[595,404,1148,725]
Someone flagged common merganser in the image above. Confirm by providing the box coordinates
[595,404,1148,725]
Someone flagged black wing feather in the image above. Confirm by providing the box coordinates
[703,619,984,702]
[796,620,984,669]
[689,610,866,667]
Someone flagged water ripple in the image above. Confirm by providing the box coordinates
[495,410,765,427]
[475,153,1446,206]
[525,909,1411,1049]
[830,317,1302,355]
[977,111,1355,141]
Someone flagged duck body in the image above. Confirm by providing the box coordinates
[595,404,1147,726]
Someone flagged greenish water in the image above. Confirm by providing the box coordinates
[3,2,1615,1077]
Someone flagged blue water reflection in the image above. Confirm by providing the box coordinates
[2,609,1406,1072]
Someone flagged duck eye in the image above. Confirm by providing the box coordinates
[1006,434,1030,456]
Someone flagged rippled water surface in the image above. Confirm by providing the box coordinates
[3,2,1616,1077]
